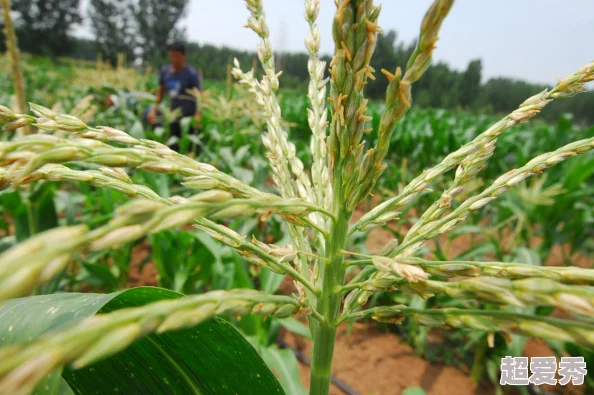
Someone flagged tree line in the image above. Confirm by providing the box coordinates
[1,0,593,125]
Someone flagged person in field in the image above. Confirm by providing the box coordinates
[147,42,203,153]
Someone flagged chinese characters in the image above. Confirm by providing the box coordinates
[500,356,587,386]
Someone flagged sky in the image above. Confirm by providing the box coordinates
[75,0,594,85]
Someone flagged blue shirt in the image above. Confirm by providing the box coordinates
[159,65,202,118]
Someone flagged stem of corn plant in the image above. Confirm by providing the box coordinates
[310,170,349,395]
[309,0,382,391]
[309,0,453,391]
[1,0,29,135]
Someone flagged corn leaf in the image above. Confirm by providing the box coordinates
[0,287,284,394]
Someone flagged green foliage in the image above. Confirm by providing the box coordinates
[0,182,58,242]
[459,59,482,108]
[402,387,427,395]
[0,287,284,394]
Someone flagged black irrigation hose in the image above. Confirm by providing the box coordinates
[276,337,361,395]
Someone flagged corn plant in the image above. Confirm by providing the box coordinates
[1,0,29,135]
[1,0,594,394]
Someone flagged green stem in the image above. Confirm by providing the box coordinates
[309,167,349,395]
[25,197,37,237]
[279,262,320,297]
[1,0,29,135]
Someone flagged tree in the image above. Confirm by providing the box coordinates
[89,0,136,66]
[71,37,101,62]
[367,30,414,98]
[11,0,82,57]
[133,0,189,65]
[480,77,543,114]
[415,62,461,108]
[458,59,482,108]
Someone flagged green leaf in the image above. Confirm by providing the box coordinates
[402,386,426,395]
[261,269,285,294]
[447,225,484,241]
[57,378,75,395]
[485,359,500,390]
[535,305,555,316]
[0,292,114,394]
[277,318,311,340]
[81,261,119,290]
[0,235,16,254]
[0,190,31,242]
[0,287,285,395]
[512,247,541,266]
[32,183,59,234]
[232,254,254,289]
[453,241,496,260]
[259,346,307,395]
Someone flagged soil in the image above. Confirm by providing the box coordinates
[127,241,158,287]
[118,197,590,395]
[283,323,493,395]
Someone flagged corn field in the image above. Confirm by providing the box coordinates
[1,0,594,394]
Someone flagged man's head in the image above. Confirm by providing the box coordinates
[168,42,186,70]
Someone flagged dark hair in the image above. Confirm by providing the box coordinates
[168,42,186,55]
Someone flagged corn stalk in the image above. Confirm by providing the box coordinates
[1,0,29,134]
